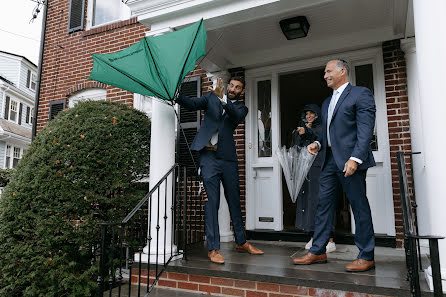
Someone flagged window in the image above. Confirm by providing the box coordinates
[9,100,18,123]
[26,107,34,125]
[257,80,272,157]
[89,0,130,28]
[5,145,11,169]
[26,70,37,91]
[5,145,24,169]
[68,88,106,108]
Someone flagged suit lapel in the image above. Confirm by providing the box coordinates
[331,83,352,121]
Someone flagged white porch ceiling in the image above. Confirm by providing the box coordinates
[130,0,410,71]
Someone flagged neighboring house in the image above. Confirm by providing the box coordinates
[0,51,36,170]
[36,0,445,292]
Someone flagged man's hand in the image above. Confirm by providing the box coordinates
[307,142,319,156]
[343,159,358,177]
[210,77,224,99]
[297,127,305,135]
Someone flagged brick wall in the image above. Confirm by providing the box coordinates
[132,270,391,297]
[382,39,412,248]
[37,0,148,133]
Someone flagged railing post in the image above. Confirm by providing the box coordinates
[97,223,107,297]
[183,166,188,260]
[429,239,443,297]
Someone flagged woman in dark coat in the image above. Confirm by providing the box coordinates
[293,104,336,252]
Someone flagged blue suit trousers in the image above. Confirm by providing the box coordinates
[200,150,246,250]
[309,150,375,260]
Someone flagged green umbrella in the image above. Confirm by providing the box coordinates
[88,19,207,101]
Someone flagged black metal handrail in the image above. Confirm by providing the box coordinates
[97,164,205,297]
[396,151,444,297]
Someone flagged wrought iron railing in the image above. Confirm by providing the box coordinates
[396,152,444,297]
[97,164,204,297]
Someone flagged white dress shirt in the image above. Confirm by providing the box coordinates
[317,82,363,165]
[209,94,235,147]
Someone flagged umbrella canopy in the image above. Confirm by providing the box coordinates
[88,19,207,101]
[276,146,316,203]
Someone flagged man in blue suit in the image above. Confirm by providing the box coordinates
[176,77,264,264]
[293,59,376,272]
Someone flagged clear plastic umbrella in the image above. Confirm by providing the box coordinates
[276,146,317,203]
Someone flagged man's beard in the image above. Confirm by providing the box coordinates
[227,91,241,101]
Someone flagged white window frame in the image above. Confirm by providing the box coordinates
[8,99,19,124]
[68,88,106,108]
[86,0,131,30]
[27,70,37,91]
[4,144,24,169]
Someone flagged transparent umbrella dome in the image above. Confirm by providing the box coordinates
[276,146,316,203]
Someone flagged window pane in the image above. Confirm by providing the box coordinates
[257,80,272,157]
[13,147,21,159]
[6,157,10,169]
[12,158,19,168]
[355,64,378,151]
[93,0,120,26]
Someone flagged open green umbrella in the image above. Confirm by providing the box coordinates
[88,19,207,101]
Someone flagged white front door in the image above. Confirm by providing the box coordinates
[245,75,283,231]
[245,47,395,236]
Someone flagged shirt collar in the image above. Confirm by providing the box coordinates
[334,82,349,96]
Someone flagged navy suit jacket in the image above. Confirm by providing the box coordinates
[176,92,248,162]
[318,83,376,171]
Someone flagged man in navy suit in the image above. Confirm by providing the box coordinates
[176,77,263,264]
[293,59,376,272]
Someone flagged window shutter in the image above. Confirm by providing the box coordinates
[4,96,10,120]
[26,70,31,88]
[67,0,85,33]
[26,106,30,124]
[18,103,23,125]
[49,100,66,120]
[178,77,201,170]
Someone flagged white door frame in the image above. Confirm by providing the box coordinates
[245,46,395,235]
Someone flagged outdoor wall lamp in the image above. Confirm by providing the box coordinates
[279,16,310,40]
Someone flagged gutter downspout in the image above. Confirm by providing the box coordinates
[32,0,48,140]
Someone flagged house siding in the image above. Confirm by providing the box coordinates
[0,56,20,85]
[19,64,35,97]
[0,90,3,120]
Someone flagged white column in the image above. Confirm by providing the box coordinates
[401,38,429,252]
[140,98,179,263]
[412,0,446,289]
[207,71,234,242]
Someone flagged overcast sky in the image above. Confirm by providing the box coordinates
[0,0,44,65]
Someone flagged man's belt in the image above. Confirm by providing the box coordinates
[204,146,217,152]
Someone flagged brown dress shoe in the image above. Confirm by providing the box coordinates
[235,242,264,255]
[345,259,375,272]
[208,250,225,264]
[293,252,327,265]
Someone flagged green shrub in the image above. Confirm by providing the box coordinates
[0,168,14,187]
[0,101,151,296]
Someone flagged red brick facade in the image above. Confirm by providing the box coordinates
[37,1,148,133]
[382,40,412,248]
[132,270,391,297]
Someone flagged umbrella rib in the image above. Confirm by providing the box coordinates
[92,55,168,100]
[174,19,205,99]
[143,38,173,101]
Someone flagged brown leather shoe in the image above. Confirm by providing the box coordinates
[293,252,327,265]
[235,242,264,255]
[345,259,375,272]
[208,250,225,264]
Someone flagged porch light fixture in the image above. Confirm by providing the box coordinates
[279,16,310,40]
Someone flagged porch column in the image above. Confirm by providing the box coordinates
[141,98,178,263]
[412,0,446,285]
[207,71,234,242]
